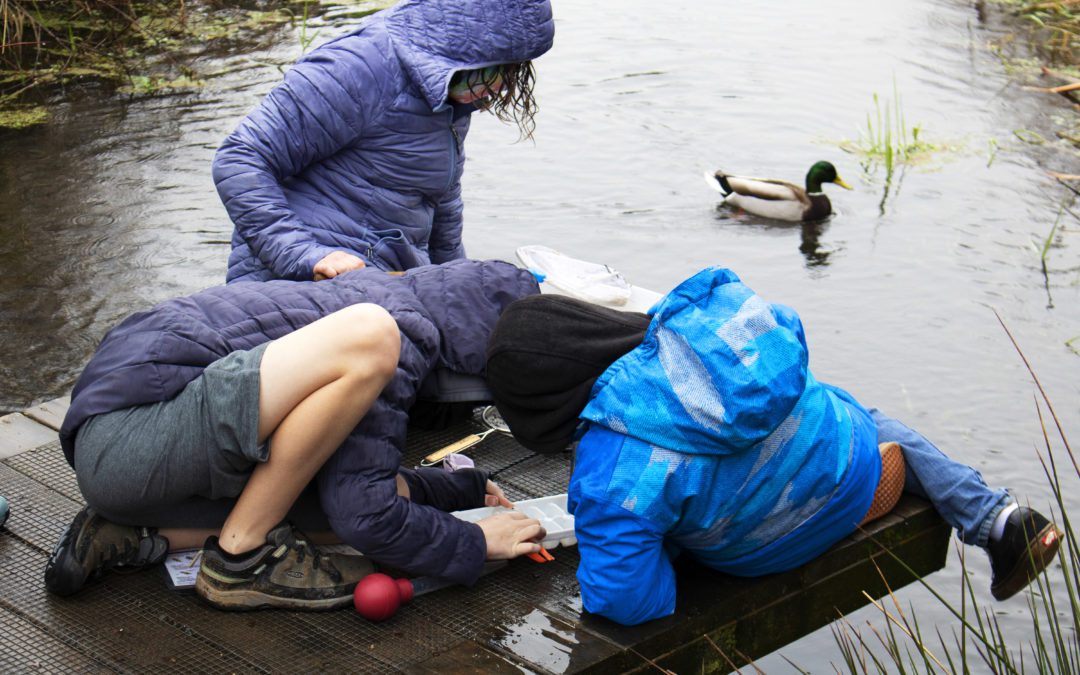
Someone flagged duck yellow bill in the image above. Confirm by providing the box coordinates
[834,175,854,190]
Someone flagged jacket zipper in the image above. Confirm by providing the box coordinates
[447,110,461,193]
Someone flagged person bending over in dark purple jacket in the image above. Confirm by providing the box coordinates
[214,0,555,284]
[44,259,546,611]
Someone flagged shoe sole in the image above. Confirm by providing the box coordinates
[991,522,1064,601]
[194,576,355,612]
[44,507,94,597]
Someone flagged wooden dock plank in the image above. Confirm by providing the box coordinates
[0,413,57,460]
[531,496,950,674]
[21,396,70,432]
[652,513,950,672]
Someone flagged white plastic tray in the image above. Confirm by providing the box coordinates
[452,493,577,549]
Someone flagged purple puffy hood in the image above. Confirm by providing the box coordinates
[385,0,555,110]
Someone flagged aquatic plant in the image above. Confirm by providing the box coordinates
[1034,204,1063,268]
[988,0,1080,66]
[841,83,939,170]
[0,102,46,128]
[1016,128,1050,145]
[825,315,1079,674]
[297,0,321,55]
[839,82,944,214]
[1067,335,1080,356]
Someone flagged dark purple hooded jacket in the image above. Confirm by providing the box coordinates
[60,259,539,584]
[213,0,555,282]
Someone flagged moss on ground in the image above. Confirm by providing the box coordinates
[0,0,384,128]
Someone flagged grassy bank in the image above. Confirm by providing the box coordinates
[987,0,1080,66]
[0,0,316,128]
[987,0,1080,147]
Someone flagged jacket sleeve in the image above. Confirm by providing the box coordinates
[398,467,487,512]
[317,425,488,585]
[213,45,380,280]
[571,494,676,626]
[428,171,466,264]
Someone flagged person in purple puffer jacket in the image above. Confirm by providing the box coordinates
[214,0,555,284]
[44,259,547,611]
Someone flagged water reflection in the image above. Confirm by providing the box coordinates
[0,8,354,413]
[712,204,838,268]
[484,608,615,675]
[798,220,834,267]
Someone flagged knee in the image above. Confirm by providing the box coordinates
[338,304,400,380]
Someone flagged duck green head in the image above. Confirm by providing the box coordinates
[805,161,853,193]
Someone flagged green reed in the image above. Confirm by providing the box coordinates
[827,314,1079,674]
[847,82,936,173]
[1067,336,1080,356]
[840,81,942,214]
[0,0,375,127]
[990,0,1080,66]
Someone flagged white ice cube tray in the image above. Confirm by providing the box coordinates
[452,493,577,549]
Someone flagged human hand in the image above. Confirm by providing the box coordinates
[483,480,514,508]
[313,251,365,280]
[477,511,546,560]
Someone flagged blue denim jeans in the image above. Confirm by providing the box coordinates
[870,409,1011,548]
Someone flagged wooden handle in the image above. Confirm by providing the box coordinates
[421,434,483,466]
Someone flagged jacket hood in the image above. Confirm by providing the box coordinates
[400,259,540,374]
[581,267,811,455]
[385,0,555,110]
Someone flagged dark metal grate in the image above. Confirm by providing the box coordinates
[0,535,264,673]
[5,441,82,504]
[0,605,109,673]
[0,461,82,554]
[0,412,584,673]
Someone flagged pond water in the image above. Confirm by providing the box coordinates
[1,0,1079,669]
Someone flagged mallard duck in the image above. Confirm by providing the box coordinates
[705,161,853,222]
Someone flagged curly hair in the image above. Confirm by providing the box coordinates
[477,61,539,141]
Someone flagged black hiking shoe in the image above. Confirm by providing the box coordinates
[195,522,375,611]
[988,506,1063,601]
[44,506,169,596]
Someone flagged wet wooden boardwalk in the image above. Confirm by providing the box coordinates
[0,399,950,673]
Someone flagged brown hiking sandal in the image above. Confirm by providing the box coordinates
[44,506,169,596]
[195,522,375,611]
[988,506,1063,601]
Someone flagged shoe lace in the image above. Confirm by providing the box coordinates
[97,527,133,563]
[291,537,343,584]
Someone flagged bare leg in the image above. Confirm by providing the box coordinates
[214,303,400,555]
[160,528,220,550]
[159,528,343,550]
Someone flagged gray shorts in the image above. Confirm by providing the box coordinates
[74,343,327,530]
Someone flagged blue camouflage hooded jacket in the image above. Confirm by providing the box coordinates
[60,260,539,584]
[568,268,881,625]
[213,0,555,282]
